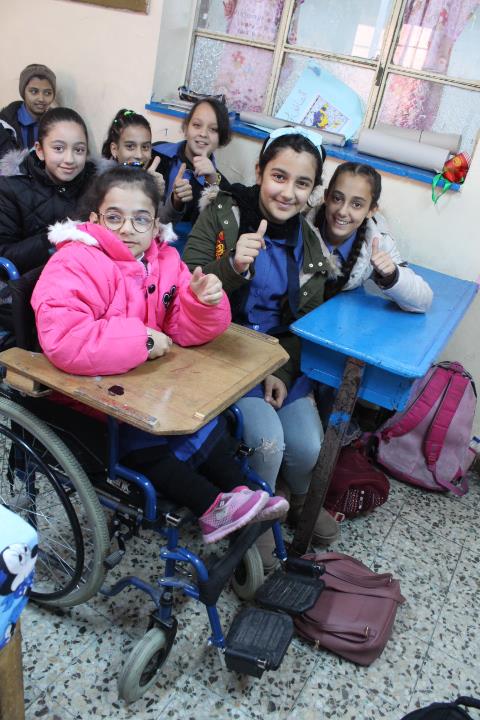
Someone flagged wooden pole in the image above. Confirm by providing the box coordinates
[0,621,25,720]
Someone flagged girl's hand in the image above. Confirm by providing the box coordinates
[233,219,267,274]
[146,328,173,360]
[192,154,216,182]
[172,162,193,209]
[190,266,224,305]
[370,236,396,277]
[264,375,287,410]
[147,156,166,197]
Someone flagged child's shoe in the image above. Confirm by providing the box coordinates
[199,489,269,544]
[233,486,289,522]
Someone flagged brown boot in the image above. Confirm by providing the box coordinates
[255,529,277,573]
[288,494,339,545]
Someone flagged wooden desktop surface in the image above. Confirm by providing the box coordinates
[0,324,288,435]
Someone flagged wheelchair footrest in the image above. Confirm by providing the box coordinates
[224,608,293,678]
[255,569,324,614]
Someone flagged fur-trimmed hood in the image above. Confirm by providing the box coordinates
[0,148,29,176]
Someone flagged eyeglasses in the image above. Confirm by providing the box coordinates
[99,212,155,233]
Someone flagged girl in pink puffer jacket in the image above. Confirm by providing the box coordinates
[32,166,288,543]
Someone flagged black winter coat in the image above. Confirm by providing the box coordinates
[0,149,96,274]
[0,102,24,151]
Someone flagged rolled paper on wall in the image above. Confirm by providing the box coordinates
[376,123,461,154]
[239,111,346,146]
[357,128,450,172]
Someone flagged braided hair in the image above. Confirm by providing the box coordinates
[101,108,151,158]
[320,162,381,300]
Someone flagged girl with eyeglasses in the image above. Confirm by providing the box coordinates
[31,166,288,544]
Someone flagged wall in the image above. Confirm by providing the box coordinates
[2,0,479,434]
[0,0,170,154]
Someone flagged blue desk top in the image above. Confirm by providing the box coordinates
[291,266,478,380]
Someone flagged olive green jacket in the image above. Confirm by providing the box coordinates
[183,188,332,390]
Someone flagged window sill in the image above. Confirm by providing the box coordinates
[146,102,460,193]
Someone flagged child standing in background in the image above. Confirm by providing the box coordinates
[0,64,57,156]
[306,161,433,311]
[31,167,288,544]
[152,97,232,253]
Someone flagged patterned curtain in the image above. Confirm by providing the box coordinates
[379,0,479,128]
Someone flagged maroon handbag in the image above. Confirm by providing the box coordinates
[324,446,390,519]
[294,553,405,665]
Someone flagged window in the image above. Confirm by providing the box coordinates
[185,0,480,154]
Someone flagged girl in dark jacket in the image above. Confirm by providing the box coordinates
[0,107,96,275]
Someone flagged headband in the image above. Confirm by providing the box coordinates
[263,125,325,161]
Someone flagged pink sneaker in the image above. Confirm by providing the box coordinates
[233,487,290,522]
[199,488,269,544]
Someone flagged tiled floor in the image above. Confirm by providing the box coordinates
[21,470,480,720]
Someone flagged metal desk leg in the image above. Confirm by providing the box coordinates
[291,357,365,557]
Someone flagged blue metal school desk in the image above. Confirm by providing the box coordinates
[289,265,478,555]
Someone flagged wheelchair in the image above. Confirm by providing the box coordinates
[0,258,326,703]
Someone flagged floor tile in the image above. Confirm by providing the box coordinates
[191,633,319,720]
[397,489,479,546]
[157,677,254,720]
[25,693,77,720]
[407,645,480,711]
[22,601,113,705]
[378,518,462,590]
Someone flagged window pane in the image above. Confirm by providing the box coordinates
[196,0,285,43]
[273,54,375,137]
[288,0,394,60]
[392,0,480,80]
[377,73,480,155]
[189,37,274,112]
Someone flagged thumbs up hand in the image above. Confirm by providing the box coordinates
[233,220,267,274]
[370,236,396,277]
[147,156,166,198]
[192,153,216,182]
[172,162,193,209]
[189,266,224,305]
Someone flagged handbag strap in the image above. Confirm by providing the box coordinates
[423,372,470,495]
[456,697,480,711]
[308,553,404,599]
[381,366,452,440]
[310,621,372,642]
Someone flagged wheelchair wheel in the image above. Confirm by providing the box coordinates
[0,397,110,607]
[117,628,171,703]
[231,545,264,601]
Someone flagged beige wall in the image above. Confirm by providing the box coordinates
[0,0,172,153]
[2,0,479,433]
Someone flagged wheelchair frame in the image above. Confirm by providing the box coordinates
[0,258,324,703]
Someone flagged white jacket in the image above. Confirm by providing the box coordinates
[305,205,433,313]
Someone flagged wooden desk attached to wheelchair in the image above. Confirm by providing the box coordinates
[289,265,478,556]
[0,323,288,435]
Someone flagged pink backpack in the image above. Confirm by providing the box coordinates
[369,362,477,495]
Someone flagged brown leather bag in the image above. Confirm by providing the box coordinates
[294,552,405,665]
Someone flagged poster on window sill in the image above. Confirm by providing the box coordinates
[276,61,364,141]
